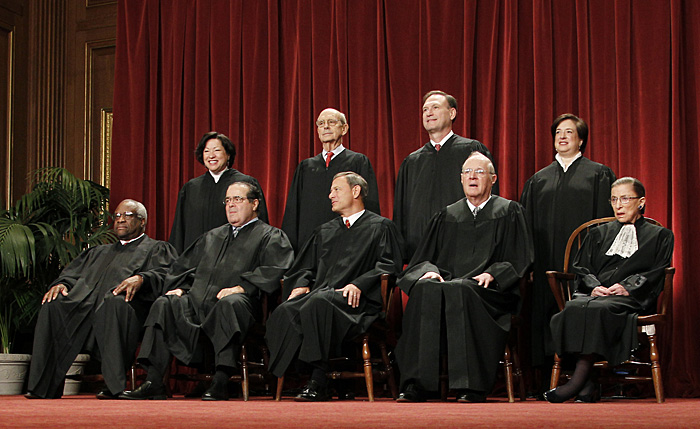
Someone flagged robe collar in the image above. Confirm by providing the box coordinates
[555,152,582,172]
[342,209,365,228]
[209,168,229,183]
[120,233,145,246]
[430,130,454,149]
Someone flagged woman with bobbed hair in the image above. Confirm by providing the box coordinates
[520,114,616,393]
[544,177,674,402]
[169,131,268,253]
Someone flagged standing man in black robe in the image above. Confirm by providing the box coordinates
[120,182,293,401]
[394,90,497,260]
[395,152,532,403]
[26,199,178,399]
[282,108,381,250]
[266,172,403,401]
[169,131,269,254]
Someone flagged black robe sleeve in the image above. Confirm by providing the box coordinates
[572,219,674,310]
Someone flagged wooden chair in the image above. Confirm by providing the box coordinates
[439,276,528,402]
[275,273,399,401]
[546,216,675,403]
[168,291,278,401]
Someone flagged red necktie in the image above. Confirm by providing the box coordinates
[345,219,351,229]
[435,144,441,152]
[326,152,333,167]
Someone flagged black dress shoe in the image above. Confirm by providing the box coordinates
[202,382,229,401]
[456,390,487,403]
[119,381,167,400]
[24,392,42,399]
[294,380,330,402]
[396,384,425,403]
[543,388,569,403]
[96,388,119,400]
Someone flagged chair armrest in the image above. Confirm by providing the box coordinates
[546,271,575,312]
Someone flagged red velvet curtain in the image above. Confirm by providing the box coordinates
[112,0,700,396]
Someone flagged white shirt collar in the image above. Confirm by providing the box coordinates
[343,209,365,227]
[466,196,491,214]
[431,130,454,147]
[120,233,145,245]
[555,152,582,172]
[322,144,346,160]
[232,217,258,233]
[209,168,229,183]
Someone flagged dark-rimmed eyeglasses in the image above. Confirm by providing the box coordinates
[223,196,253,205]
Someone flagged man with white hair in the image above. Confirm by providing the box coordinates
[282,108,381,250]
[395,152,531,403]
[26,199,178,399]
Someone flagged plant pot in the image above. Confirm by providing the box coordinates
[0,353,31,395]
[63,354,91,396]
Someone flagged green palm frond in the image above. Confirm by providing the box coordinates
[0,167,113,352]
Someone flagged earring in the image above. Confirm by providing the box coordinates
[639,206,643,209]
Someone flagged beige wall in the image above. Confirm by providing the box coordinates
[0,0,116,209]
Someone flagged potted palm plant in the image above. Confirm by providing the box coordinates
[0,167,115,394]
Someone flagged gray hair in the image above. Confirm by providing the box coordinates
[333,171,368,200]
[465,151,495,174]
[121,199,147,221]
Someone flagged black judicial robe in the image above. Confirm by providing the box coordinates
[27,236,177,398]
[281,149,381,250]
[169,169,269,253]
[266,211,404,377]
[393,134,497,260]
[396,196,532,392]
[139,221,293,369]
[520,156,615,366]
[550,218,673,366]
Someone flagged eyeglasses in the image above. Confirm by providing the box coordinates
[461,168,491,176]
[114,212,140,220]
[609,196,642,206]
[316,119,341,128]
[223,196,252,205]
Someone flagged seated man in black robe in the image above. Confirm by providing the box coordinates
[282,108,381,251]
[266,172,403,401]
[395,152,532,403]
[120,181,293,401]
[26,199,178,399]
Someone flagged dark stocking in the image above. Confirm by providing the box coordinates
[553,354,594,400]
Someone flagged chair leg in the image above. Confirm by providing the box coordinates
[130,364,136,391]
[503,344,515,403]
[379,342,398,399]
[648,333,665,403]
[361,336,374,402]
[240,344,249,401]
[550,353,562,390]
[275,376,284,401]
[511,343,526,401]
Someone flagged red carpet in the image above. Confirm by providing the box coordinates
[1,396,698,428]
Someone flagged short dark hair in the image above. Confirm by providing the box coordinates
[612,177,646,214]
[333,171,368,201]
[230,181,261,212]
[195,131,236,167]
[423,90,458,122]
[551,113,589,153]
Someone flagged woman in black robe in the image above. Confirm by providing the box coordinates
[544,177,674,403]
[520,114,616,379]
[168,132,268,253]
